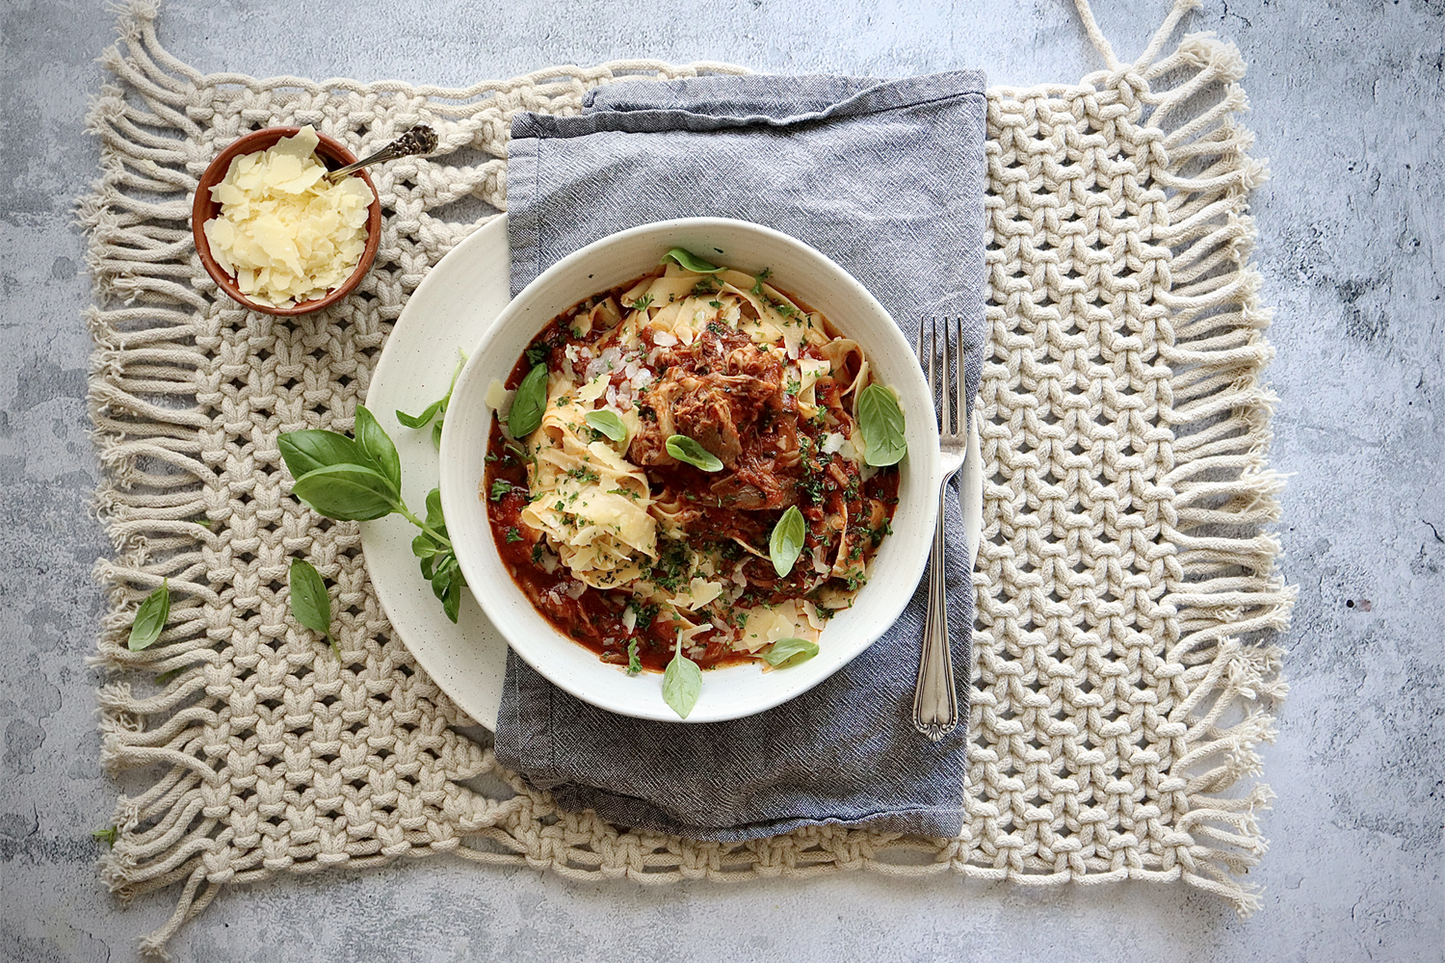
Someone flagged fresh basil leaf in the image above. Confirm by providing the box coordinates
[411,531,444,560]
[290,463,399,521]
[354,405,401,494]
[585,409,627,442]
[397,350,466,428]
[91,826,119,848]
[431,417,444,450]
[128,579,171,651]
[395,399,442,430]
[762,637,819,668]
[424,487,448,534]
[665,434,723,472]
[429,553,460,608]
[288,558,338,658]
[660,247,723,273]
[416,546,438,580]
[858,383,908,467]
[441,563,464,624]
[769,505,806,577]
[278,429,366,481]
[508,362,549,439]
[662,652,702,719]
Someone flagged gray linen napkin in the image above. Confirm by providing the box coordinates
[496,70,987,841]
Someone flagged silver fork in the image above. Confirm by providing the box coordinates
[913,316,966,741]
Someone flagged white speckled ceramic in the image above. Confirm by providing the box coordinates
[439,218,941,723]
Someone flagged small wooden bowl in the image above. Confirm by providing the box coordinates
[191,127,383,317]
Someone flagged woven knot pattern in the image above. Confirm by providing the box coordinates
[83,5,1289,955]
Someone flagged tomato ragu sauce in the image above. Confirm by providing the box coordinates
[483,263,901,673]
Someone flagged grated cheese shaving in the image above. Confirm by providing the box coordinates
[203,126,372,309]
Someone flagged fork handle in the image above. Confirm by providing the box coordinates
[913,475,960,741]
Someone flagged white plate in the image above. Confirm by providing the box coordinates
[361,215,984,730]
[360,217,512,729]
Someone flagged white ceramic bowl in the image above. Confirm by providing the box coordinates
[438,218,939,723]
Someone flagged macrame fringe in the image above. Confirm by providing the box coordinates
[1097,3,1290,918]
[83,0,1289,955]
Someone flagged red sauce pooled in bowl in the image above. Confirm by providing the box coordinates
[483,269,899,672]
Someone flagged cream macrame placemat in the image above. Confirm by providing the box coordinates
[84,0,1292,954]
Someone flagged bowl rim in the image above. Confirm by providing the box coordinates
[438,216,941,722]
[190,126,382,317]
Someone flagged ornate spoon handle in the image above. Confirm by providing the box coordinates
[325,125,438,183]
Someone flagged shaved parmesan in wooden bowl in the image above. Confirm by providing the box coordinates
[192,126,382,316]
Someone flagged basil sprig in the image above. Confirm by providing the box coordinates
[665,434,723,472]
[662,635,702,719]
[396,349,466,449]
[508,362,549,439]
[414,488,465,623]
[762,637,819,668]
[661,247,723,273]
[585,409,627,442]
[769,506,806,577]
[288,558,338,658]
[279,405,468,623]
[857,383,907,467]
[128,580,170,651]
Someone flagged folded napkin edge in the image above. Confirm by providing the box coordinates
[513,68,987,139]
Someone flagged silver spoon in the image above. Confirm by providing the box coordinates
[324,125,438,184]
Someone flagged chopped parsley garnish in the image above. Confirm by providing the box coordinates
[634,602,659,630]
[525,343,550,367]
[750,268,771,295]
[632,294,654,310]
[626,638,642,675]
[651,541,689,592]
[489,479,515,501]
[505,527,523,543]
[531,542,545,564]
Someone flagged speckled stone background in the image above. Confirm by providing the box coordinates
[3,1,1442,960]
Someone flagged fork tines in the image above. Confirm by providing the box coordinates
[916,316,966,439]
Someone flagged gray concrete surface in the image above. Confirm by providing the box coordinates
[3,0,1442,960]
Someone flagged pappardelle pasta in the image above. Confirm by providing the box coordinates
[483,251,904,692]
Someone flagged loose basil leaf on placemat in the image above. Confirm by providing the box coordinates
[666,434,723,472]
[769,505,806,577]
[128,579,170,651]
[288,558,338,659]
[858,383,908,467]
[508,362,549,438]
[762,637,819,668]
[585,409,627,442]
[661,247,722,273]
[662,652,702,718]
